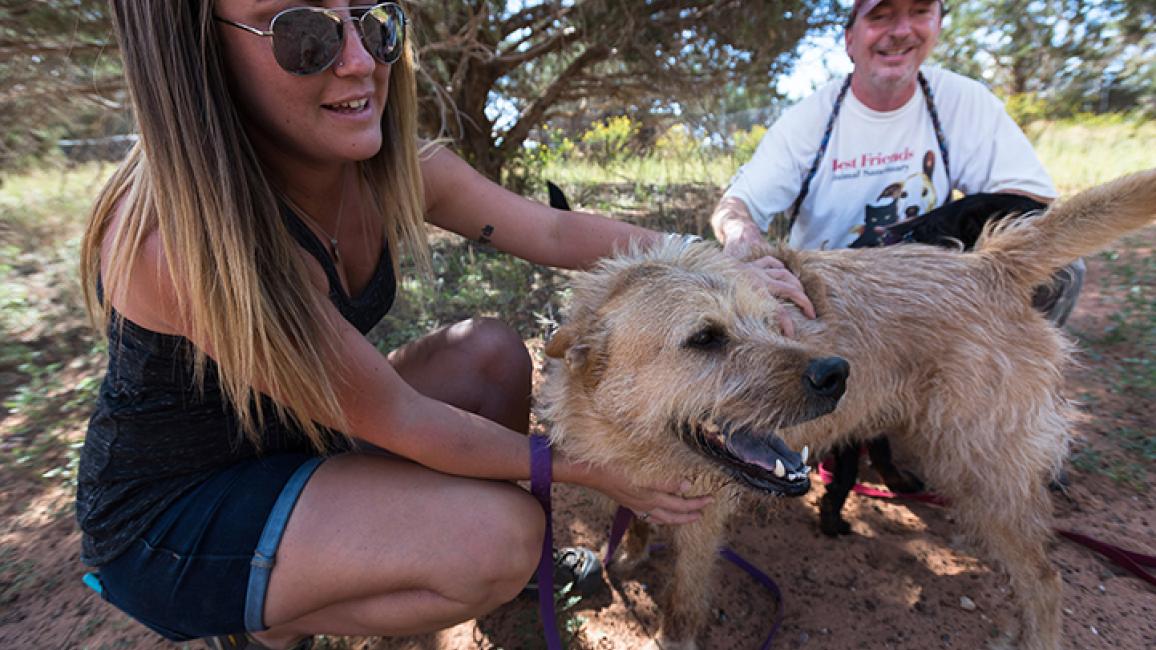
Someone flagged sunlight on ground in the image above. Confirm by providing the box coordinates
[3,484,74,542]
[903,537,986,577]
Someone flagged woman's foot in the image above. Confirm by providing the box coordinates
[203,632,313,650]
[521,545,603,596]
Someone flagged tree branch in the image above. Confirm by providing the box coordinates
[497,43,611,156]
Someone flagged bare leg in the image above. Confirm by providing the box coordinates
[253,318,539,647]
[254,456,544,645]
[387,317,532,432]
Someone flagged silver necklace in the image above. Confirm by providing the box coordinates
[283,174,347,263]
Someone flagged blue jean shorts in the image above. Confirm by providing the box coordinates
[91,453,324,641]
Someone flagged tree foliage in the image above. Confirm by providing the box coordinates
[0,0,126,169]
[410,0,836,179]
[935,0,1156,116]
[3,0,1152,177]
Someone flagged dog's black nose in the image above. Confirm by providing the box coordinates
[803,356,850,400]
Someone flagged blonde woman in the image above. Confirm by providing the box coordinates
[77,2,811,649]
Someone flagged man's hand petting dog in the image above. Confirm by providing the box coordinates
[739,255,816,337]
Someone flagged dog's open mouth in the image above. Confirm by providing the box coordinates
[682,418,811,497]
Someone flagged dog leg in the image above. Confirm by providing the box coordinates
[607,516,653,572]
[950,477,1062,650]
[819,442,860,536]
[653,506,728,650]
[866,435,925,494]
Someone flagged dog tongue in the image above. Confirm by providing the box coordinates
[725,431,804,472]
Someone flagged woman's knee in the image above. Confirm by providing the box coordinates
[454,484,544,604]
[448,318,531,387]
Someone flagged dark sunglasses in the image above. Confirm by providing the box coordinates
[215,3,406,76]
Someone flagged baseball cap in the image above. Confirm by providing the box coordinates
[846,0,944,28]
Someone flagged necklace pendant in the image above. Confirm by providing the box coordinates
[330,238,340,263]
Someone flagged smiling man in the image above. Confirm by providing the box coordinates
[711,0,1062,256]
[710,0,1085,537]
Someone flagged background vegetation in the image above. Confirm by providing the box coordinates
[2,0,1152,176]
[0,1,1153,645]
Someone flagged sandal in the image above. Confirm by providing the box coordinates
[521,545,603,596]
[203,633,314,650]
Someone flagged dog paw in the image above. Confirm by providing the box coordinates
[881,469,925,494]
[647,633,698,650]
[819,512,853,537]
[603,543,650,572]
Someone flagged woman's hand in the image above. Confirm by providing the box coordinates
[557,455,714,525]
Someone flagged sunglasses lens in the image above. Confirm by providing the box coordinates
[271,10,343,75]
[359,4,405,65]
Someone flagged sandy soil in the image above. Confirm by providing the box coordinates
[1,233,1153,650]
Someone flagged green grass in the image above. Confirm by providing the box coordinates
[541,151,744,189]
[541,118,1154,198]
[1027,118,1156,194]
[1,162,109,485]
[1087,236,1156,397]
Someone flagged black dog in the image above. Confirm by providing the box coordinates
[820,192,1048,536]
[547,180,571,211]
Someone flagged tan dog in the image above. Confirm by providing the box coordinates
[540,169,1156,650]
[541,243,826,650]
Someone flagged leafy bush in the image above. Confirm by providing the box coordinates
[731,124,768,163]
[653,124,702,162]
[579,115,639,167]
[1003,92,1050,128]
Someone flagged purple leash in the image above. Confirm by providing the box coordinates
[604,505,785,650]
[529,435,565,650]
[532,435,785,649]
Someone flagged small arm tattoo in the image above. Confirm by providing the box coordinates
[478,224,495,245]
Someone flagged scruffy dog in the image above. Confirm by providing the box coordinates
[540,245,826,649]
[539,169,1155,650]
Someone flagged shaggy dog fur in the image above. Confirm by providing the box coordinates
[538,169,1155,650]
[822,191,1053,537]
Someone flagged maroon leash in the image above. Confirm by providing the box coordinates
[1054,529,1156,588]
[603,507,786,649]
[816,458,1156,588]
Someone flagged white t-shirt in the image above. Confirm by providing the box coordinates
[725,66,1056,250]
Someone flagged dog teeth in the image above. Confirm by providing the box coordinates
[774,459,786,478]
[801,446,809,465]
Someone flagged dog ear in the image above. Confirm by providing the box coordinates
[544,324,577,359]
[923,150,935,178]
[545,321,609,389]
[546,325,594,370]
[877,183,902,201]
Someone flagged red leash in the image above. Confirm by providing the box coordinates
[816,458,1156,588]
[816,457,948,506]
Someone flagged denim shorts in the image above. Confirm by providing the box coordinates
[91,453,324,641]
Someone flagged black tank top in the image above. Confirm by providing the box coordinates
[76,205,396,565]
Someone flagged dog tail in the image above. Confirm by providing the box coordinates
[546,180,572,211]
[978,168,1156,287]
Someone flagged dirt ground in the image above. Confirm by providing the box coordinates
[2,231,1153,650]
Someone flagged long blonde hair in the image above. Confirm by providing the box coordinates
[80,1,429,449]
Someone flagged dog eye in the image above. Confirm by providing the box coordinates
[684,325,728,351]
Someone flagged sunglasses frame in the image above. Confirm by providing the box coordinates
[215,2,407,76]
